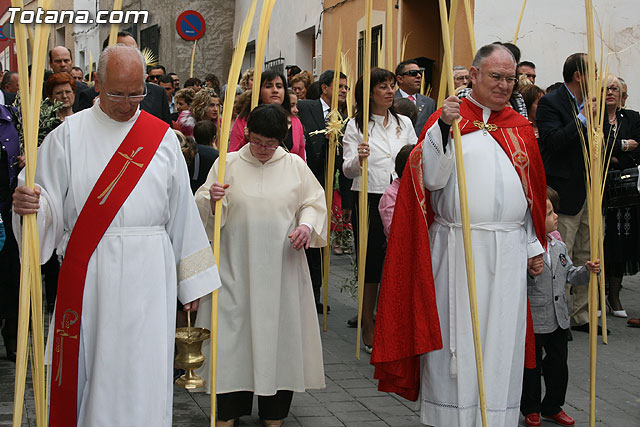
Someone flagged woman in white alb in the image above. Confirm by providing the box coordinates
[342,68,417,351]
[195,104,327,427]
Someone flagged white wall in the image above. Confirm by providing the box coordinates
[73,0,101,74]
[475,0,640,109]
[234,0,323,78]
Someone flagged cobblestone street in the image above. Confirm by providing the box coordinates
[1,255,639,426]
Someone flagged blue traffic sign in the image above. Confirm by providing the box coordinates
[176,10,206,41]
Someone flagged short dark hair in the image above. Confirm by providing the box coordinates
[518,61,536,69]
[48,46,72,63]
[286,65,302,75]
[159,74,174,85]
[149,65,166,74]
[395,144,415,178]
[1,71,18,90]
[547,186,560,212]
[71,66,83,73]
[318,70,346,88]
[494,42,521,64]
[563,53,587,83]
[393,97,418,125]
[193,120,217,146]
[102,30,134,50]
[184,77,202,88]
[306,81,321,100]
[395,59,418,78]
[246,104,289,142]
[546,82,564,93]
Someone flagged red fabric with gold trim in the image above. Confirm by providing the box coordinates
[49,111,169,426]
[370,99,545,401]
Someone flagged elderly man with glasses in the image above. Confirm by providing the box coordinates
[12,44,220,427]
[394,59,436,136]
[373,43,547,427]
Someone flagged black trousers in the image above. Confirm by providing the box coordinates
[0,210,19,353]
[520,327,569,416]
[217,390,293,421]
[305,247,322,303]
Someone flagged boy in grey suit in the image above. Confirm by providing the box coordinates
[520,187,600,427]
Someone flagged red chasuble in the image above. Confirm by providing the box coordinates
[370,99,546,401]
[49,111,169,427]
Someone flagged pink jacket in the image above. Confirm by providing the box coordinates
[379,178,401,237]
[229,115,306,161]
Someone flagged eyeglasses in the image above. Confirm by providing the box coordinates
[399,69,422,77]
[523,73,536,79]
[104,87,148,104]
[606,86,620,93]
[481,70,517,85]
[249,140,280,151]
[147,75,160,81]
[454,75,470,81]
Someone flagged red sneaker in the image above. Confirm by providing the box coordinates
[524,413,541,427]
[543,410,575,426]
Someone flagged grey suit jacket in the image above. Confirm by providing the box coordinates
[394,90,436,137]
[527,237,589,334]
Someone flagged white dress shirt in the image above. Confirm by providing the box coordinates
[342,112,417,194]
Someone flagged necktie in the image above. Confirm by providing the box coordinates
[408,95,416,103]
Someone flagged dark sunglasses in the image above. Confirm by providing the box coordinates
[148,75,160,80]
[400,70,422,77]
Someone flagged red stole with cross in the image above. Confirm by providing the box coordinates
[371,98,545,401]
[49,110,169,426]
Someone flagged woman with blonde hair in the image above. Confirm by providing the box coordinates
[290,70,312,100]
[239,68,254,92]
[603,74,640,319]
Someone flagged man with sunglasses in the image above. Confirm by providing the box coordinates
[12,44,220,427]
[394,59,436,137]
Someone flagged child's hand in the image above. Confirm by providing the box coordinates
[527,254,544,276]
[586,259,601,274]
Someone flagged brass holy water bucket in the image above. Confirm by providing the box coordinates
[174,326,210,389]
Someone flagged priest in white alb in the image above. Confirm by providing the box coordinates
[371,44,547,427]
[12,45,221,427]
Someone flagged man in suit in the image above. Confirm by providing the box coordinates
[0,72,18,106]
[394,59,436,137]
[297,69,352,313]
[536,53,602,335]
[48,46,88,112]
[75,32,171,125]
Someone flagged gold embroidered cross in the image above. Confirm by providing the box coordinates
[97,147,144,205]
[473,120,498,135]
[54,309,79,386]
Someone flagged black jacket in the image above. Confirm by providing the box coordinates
[537,85,587,215]
[76,82,171,125]
[604,108,640,170]
[189,145,218,194]
[297,98,354,210]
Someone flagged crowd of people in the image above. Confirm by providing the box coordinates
[1,30,639,427]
